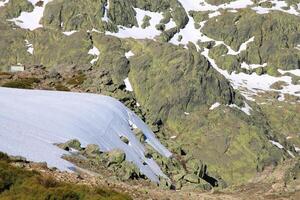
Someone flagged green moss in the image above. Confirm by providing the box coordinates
[2,78,40,89]
[141,15,151,29]
[0,152,132,200]
[0,0,34,19]
[67,74,86,85]
[55,84,70,91]
[202,9,300,72]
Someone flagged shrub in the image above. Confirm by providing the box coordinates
[2,78,40,89]
[0,152,132,200]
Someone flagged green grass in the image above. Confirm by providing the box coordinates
[0,153,132,200]
[2,78,40,89]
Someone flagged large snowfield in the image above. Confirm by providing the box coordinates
[0,87,171,182]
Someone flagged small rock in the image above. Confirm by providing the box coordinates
[108,149,126,165]
[120,136,129,144]
[83,144,101,157]
[184,174,200,184]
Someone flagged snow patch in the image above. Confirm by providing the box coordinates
[252,0,300,16]
[209,11,221,18]
[201,48,300,100]
[125,51,134,59]
[227,37,255,55]
[0,87,171,182]
[176,0,253,12]
[106,8,163,40]
[124,77,133,92]
[63,30,78,36]
[8,0,53,30]
[102,0,110,22]
[88,46,100,65]
[229,102,252,115]
[241,62,267,70]
[270,140,284,149]
[287,150,295,158]
[25,39,34,55]
[209,102,221,110]
[278,69,300,77]
[0,0,9,7]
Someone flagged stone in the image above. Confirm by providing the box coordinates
[173,171,186,182]
[184,174,200,184]
[159,178,172,190]
[59,139,82,151]
[83,144,101,157]
[108,149,126,165]
[120,136,129,144]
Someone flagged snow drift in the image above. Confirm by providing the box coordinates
[0,87,171,182]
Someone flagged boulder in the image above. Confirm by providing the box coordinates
[58,139,81,151]
[173,170,186,182]
[83,144,101,157]
[108,149,126,165]
[159,178,172,190]
[184,174,200,184]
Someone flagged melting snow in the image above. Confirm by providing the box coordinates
[270,140,284,149]
[0,87,171,182]
[124,77,133,92]
[287,150,295,158]
[25,39,34,55]
[176,0,253,12]
[241,62,267,70]
[125,51,134,59]
[102,0,110,22]
[63,30,78,36]
[8,0,53,30]
[209,102,221,110]
[229,102,252,115]
[0,0,9,7]
[227,37,255,55]
[209,11,221,18]
[106,8,163,39]
[252,0,300,16]
[88,46,100,65]
[278,69,300,77]
[202,48,300,100]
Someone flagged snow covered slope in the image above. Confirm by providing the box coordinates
[0,87,172,182]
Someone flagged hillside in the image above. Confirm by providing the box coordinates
[0,0,300,199]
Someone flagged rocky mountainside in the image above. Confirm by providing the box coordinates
[0,0,300,199]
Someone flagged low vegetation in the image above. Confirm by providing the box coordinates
[0,152,132,200]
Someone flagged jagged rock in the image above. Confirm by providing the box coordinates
[173,171,186,182]
[184,174,200,184]
[120,136,129,144]
[83,144,101,158]
[108,149,126,165]
[58,139,82,151]
[133,129,146,143]
[186,159,206,178]
[120,161,141,180]
[9,156,27,162]
[159,178,172,190]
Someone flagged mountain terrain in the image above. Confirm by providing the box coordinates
[0,0,300,199]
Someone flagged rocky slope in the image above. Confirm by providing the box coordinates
[0,0,300,197]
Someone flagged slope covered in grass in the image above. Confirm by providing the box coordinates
[0,152,132,200]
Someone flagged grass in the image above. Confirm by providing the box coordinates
[0,152,132,200]
[67,74,86,86]
[2,78,40,89]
